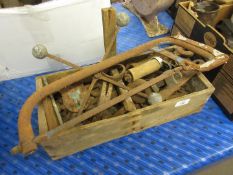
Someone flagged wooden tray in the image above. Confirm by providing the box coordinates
[36,69,214,160]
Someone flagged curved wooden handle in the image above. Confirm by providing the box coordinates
[13,35,229,155]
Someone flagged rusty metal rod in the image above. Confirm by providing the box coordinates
[47,54,81,70]
[32,44,82,70]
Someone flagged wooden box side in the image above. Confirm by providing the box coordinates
[174,1,198,37]
[36,77,48,134]
[213,71,233,115]
[39,73,214,160]
[36,77,61,134]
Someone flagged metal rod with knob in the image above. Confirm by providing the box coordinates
[32,44,82,70]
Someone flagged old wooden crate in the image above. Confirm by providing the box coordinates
[36,69,214,160]
[172,1,233,118]
[172,1,233,39]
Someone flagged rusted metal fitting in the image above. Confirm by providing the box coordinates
[174,46,194,58]
[101,64,126,80]
[193,59,205,65]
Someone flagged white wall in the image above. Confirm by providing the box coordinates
[0,0,111,81]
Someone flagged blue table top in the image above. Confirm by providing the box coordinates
[1,3,233,175]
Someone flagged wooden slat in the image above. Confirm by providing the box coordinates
[101,7,136,111]
[42,77,63,125]
[213,72,233,114]
[36,78,48,134]
[222,55,233,80]
[36,77,60,130]
[101,7,117,57]
[174,5,196,37]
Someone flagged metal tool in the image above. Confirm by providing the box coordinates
[32,44,81,70]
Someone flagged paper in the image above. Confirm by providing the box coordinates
[0,0,110,81]
[175,99,190,107]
